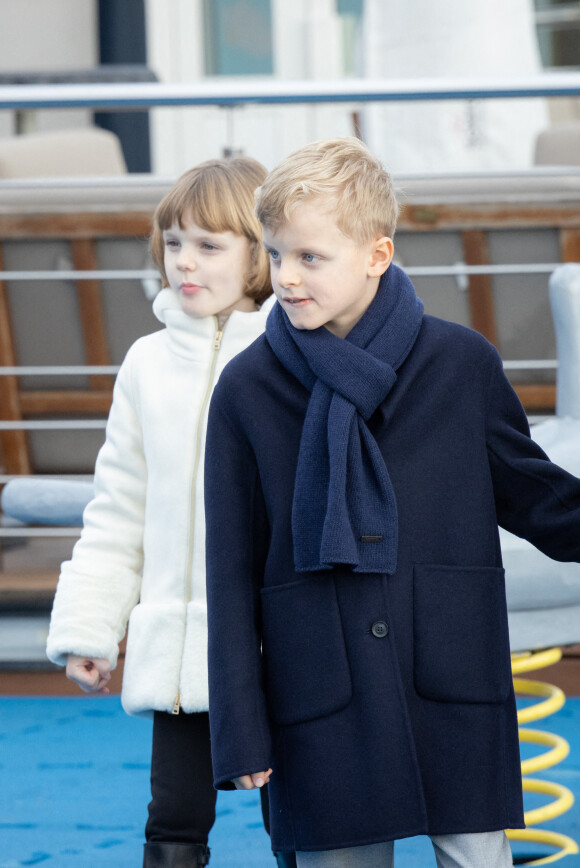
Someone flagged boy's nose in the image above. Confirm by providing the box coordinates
[277,261,299,288]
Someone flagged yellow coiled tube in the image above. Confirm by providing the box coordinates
[506,648,579,865]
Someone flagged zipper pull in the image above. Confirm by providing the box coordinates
[172,693,181,715]
[213,329,223,351]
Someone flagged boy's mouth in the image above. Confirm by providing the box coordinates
[284,297,311,306]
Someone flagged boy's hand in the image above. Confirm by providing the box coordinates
[66,655,111,694]
[233,769,273,790]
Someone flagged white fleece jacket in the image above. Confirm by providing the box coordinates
[47,289,275,717]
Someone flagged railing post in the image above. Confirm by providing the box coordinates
[461,230,499,347]
[0,245,31,475]
[560,229,580,263]
[70,239,114,393]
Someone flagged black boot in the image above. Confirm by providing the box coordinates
[274,853,298,868]
[143,842,210,867]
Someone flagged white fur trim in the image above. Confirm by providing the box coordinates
[46,571,139,668]
[121,602,186,715]
[179,600,210,713]
[120,601,210,716]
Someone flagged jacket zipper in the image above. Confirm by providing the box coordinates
[172,319,225,715]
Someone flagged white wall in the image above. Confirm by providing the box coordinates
[361,0,548,173]
[144,0,355,175]
[0,0,98,138]
[0,0,555,175]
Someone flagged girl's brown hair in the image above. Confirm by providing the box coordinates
[151,157,272,303]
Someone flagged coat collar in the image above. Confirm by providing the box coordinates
[152,288,275,359]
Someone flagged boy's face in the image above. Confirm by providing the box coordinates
[162,212,256,319]
[262,200,393,339]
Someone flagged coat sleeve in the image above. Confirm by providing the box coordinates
[485,346,580,562]
[205,375,272,790]
[46,350,146,668]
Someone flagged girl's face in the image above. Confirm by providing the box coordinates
[162,212,256,319]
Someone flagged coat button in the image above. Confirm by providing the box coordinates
[371,621,388,638]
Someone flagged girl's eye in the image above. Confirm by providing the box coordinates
[267,249,280,262]
[202,243,217,251]
[164,238,180,249]
[303,253,318,263]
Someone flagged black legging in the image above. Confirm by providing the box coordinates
[145,710,270,844]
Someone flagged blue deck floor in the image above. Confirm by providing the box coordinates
[0,695,579,868]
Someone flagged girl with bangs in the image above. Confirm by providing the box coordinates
[47,158,287,867]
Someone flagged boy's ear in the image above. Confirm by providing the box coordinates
[368,237,394,277]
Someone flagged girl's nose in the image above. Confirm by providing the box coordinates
[177,249,196,271]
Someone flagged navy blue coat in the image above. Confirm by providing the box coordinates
[205,313,580,853]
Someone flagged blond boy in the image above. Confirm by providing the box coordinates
[204,138,580,866]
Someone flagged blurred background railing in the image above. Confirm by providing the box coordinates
[0,68,578,674]
[1,75,580,491]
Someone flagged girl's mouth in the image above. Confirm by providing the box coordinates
[181,284,203,295]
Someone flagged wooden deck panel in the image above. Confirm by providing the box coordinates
[0,192,578,473]
[0,211,154,239]
[398,202,580,231]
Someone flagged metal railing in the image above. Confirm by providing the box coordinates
[1,72,580,110]
[1,73,578,534]
[0,263,568,282]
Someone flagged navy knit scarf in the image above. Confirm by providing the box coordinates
[265,264,424,575]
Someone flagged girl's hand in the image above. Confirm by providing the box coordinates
[66,655,112,694]
[233,769,273,790]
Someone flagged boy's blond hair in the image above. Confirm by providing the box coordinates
[151,156,271,303]
[255,137,399,243]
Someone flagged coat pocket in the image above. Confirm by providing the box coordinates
[413,564,512,704]
[260,576,353,726]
